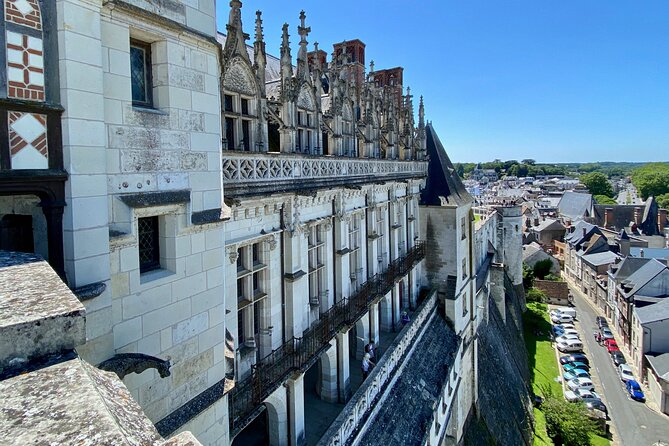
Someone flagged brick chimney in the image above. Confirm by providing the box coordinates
[634,207,642,225]
[533,217,539,226]
[659,208,667,230]
[604,207,614,229]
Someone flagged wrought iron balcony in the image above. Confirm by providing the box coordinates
[222,151,428,197]
[228,241,427,435]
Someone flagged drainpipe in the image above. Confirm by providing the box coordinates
[280,205,287,345]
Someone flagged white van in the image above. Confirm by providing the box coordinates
[557,339,583,353]
[558,308,577,320]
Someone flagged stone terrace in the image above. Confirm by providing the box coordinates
[357,314,459,445]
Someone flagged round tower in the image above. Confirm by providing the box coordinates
[496,204,523,287]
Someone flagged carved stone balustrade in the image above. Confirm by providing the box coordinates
[222,151,428,197]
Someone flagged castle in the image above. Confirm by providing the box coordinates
[0,1,531,445]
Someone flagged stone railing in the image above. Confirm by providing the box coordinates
[421,344,462,446]
[317,288,438,446]
[221,151,427,194]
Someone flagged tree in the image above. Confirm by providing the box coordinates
[631,163,669,200]
[523,264,535,290]
[541,395,599,446]
[522,158,536,165]
[580,172,613,197]
[594,194,617,205]
[533,259,554,279]
[578,163,601,173]
[658,193,669,210]
[526,288,547,303]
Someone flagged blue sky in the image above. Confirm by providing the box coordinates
[216,1,669,163]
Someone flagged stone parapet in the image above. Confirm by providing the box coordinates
[222,151,428,196]
[0,251,85,375]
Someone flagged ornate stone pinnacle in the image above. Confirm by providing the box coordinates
[255,10,263,42]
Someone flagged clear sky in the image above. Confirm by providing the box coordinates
[216,1,669,163]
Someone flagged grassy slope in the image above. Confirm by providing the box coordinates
[524,302,609,446]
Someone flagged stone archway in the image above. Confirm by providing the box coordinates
[318,341,338,403]
[264,386,289,446]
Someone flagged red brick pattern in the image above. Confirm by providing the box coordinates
[4,0,42,30]
[6,31,44,101]
[8,111,48,157]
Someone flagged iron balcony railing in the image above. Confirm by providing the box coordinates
[229,241,427,435]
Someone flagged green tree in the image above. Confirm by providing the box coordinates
[522,158,536,165]
[580,172,614,197]
[578,163,601,173]
[541,395,599,446]
[533,259,554,279]
[657,193,669,210]
[523,264,535,290]
[631,162,669,200]
[526,288,547,303]
[593,194,617,205]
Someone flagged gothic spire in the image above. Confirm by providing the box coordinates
[296,10,311,81]
[223,0,250,63]
[253,10,266,93]
[280,23,293,85]
[418,95,425,129]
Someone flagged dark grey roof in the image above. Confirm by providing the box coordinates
[630,247,669,260]
[635,298,669,325]
[533,218,565,233]
[558,191,593,221]
[420,124,473,206]
[610,256,653,281]
[593,198,661,235]
[565,221,601,249]
[623,259,669,298]
[645,353,669,381]
[581,251,620,267]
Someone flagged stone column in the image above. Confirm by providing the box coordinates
[334,330,350,404]
[391,282,401,331]
[369,302,379,344]
[379,293,393,332]
[353,313,369,360]
[283,230,308,339]
[287,373,306,446]
[333,216,350,301]
[319,341,338,403]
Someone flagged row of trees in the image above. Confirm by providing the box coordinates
[631,163,669,208]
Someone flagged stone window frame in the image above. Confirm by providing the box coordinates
[349,214,362,284]
[223,91,256,151]
[460,216,467,240]
[137,216,160,273]
[342,104,355,156]
[307,223,327,307]
[296,108,316,154]
[236,240,268,350]
[129,39,154,108]
[375,208,386,266]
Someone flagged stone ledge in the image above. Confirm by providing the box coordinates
[191,208,228,225]
[118,190,190,208]
[284,270,307,282]
[0,252,85,374]
[72,282,107,301]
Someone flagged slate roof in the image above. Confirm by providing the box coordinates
[635,298,669,325]
[593,197,661,235]
[581,250,620,268]
[630,247,669,260]
[420,124,473,206]
[610,256,653,281]
[645,353,669,381]
[565,221,601,249]
[558,191,593,221]
[217,33,282,83]
[533,218,565,233]
[622,259,669,298]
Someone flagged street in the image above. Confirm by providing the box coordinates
[569,286,669,445]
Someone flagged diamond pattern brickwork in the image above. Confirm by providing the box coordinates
[8,111,48,169]
[6,31,45,101]
[4,0,42,30]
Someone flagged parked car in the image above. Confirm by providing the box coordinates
[606,344,620,354]
[567,377,595,392]
[552,313,575,324]
[604,338,618,349]
[556,334,581,343]
[626,380,645,401]
[596,316,608,329]
[563,369,590,381]
[557,339,583,353]
[564,388,598,402]
[563,361,590,373]
[551,307,572,317]
[618,364,634,383]
[560,354,590,366]
[600,327,614,340]
[586,400,608,419]
[611,351,626,366]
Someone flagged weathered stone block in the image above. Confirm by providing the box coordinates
[172,311,209,344]
[171,349,213,388]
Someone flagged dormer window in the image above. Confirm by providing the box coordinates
[223,93,254,151]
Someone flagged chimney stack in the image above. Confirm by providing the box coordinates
[634,207,642,225]
[604,207,614,229]
[640,248,645,258]
[533,217,539,226]
[582,227,587,238]
[659,208,667,230]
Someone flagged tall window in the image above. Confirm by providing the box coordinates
[342,106,354,156]
[223,93,254,150]
[296,109,315,154]
[308,224,326,308]
[236,242,268,350]
[349,215,362,285]
[138,216,160,273]
[130,41,152,107]
[376,211,386,266]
